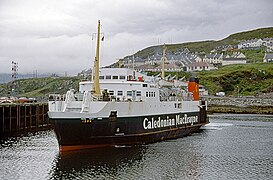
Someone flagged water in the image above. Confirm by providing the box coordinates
[1,114,273,180]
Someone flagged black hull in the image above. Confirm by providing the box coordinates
[50,109,208,152]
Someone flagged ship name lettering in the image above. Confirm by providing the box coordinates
[176,114,198,125]
[143,116,176,130]
[143,114,198,130]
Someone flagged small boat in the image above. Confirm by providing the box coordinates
[48,20,209,152]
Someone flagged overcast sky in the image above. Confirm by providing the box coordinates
[0,0,272,75]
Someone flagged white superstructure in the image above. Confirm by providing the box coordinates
[79,68,159,102]
[48,68,201,119]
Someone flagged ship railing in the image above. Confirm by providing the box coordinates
[91,94,103,101]
[48,94,65,101]
[160,93,194,101]
[48,94,66,112]
[48,101,64,112]
[160,96,183,101]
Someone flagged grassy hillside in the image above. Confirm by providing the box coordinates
[240,48,266,63]
[221,27,273,43]
[0,77,81,98]
[119,27,273,62]
[197,63,273,96]
[0,64,272,98]
[171,27,273,53]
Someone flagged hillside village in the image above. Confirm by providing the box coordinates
[121,37,273,73]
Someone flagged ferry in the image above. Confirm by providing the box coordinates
[48,20,209,152]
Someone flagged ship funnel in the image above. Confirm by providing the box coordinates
[188,77,199,101]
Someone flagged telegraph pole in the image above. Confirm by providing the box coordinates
[161,44,167,79]
[11,61,18,97]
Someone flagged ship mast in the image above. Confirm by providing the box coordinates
[93,20,101,95]
[161,44,166,79]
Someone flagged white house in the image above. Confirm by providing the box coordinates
[238,39,263,49]
[262,38,273,45]
[152,63,183,72]
[186,62,215,72]
[266,42,273,52]
[222,52,247,66]
[222,58,247,66]
[263,53,273,63]
[203,53,224,64]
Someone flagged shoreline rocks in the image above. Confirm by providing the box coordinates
[203,96,273,114]
[207,105,273,114]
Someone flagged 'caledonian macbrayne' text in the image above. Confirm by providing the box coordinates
[143,114,198,130]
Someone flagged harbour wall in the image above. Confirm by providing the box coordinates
[204,96,273,114]
[0,103,50,139]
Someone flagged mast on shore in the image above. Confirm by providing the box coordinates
[161,44,167,79]
[93,20,101,95]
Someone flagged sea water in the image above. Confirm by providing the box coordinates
[1,114,273,180]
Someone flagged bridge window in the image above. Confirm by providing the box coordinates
[127,75,133,81]
[113,76,118,79]
[175,103,182,108]
[106,75,111,79]
[117,91,123,96]
[127,91,132,96]
[136,91,141,96]
[99,76,104,79]
[178,103,182,108]
[120,75,126,79]
[109,90,114,96]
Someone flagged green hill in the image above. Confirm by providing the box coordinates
[0,77,81,98]
[0,63,272,98]
[111,27,273,66]
[196,63,273,96]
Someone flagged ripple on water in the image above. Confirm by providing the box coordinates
[1,115,273,180]
[0,130,59,180]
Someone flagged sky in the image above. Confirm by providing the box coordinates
[0,0,272,75]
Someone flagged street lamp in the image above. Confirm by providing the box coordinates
[237,86,240,98]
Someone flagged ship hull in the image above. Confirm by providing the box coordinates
[50,111,208,152]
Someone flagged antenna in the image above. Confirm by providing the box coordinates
[133,54,135,71]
